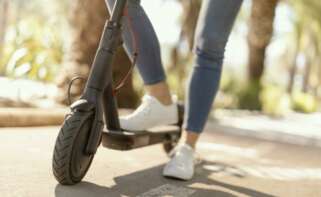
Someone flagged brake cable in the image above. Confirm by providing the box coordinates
[67,7,139,104]
[112,7,139,95]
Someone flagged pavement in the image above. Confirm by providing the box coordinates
[212,110,321,147]
[1,125,321,197]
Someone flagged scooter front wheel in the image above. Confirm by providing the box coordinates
[52,111,95,185]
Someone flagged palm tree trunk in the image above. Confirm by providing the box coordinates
[302,58,312,93]
[169,0,201,97]
[55,0,138,108]
[238,0,278,110]
[178,0,202,51]
[169,0,201,71]
[318,61,321,99]
[287,58,298,94]
[247,0,278,81]
[288,31,301,94]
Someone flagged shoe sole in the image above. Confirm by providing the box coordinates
[162,173,192,181]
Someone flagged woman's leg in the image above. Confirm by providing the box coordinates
[105,0,172,105]
[184,0,243,147]
[163,0,243,181]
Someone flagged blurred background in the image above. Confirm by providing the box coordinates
[0,0,320,125]
[1,1,321,195]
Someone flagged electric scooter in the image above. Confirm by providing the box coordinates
[52,0,183,185]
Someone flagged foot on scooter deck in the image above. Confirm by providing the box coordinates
[101,125,181,151]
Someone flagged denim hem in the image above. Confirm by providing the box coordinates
[143,76,166,85]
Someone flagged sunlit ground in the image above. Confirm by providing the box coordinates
[1,126,321,196]
[199,142,321,181]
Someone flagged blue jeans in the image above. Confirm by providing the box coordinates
[106,0,243,133]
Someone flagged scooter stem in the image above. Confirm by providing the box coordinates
[84,0,127,95]
[80,0,128,154]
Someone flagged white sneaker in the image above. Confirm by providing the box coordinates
[119,95,178,131]
[163,144,196,180]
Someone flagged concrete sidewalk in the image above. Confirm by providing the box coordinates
[2,107,320,148]
[1,126,321,196]
[211,110,321,148]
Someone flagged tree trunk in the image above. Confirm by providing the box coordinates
[302,58,312,93]
[318,60,321,99]
[55,0,138,108]
[287,33,300,94]
[287,57,297,94]
[247,0,278,81]
[168,0,201,98]
[169,0,201,71]
[238,0,278,110]
[178,0,202,51]
[0,0,9,61]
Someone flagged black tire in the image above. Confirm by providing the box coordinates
[52,112,95,185]
[163,136,179,155]
[163,102,184,154]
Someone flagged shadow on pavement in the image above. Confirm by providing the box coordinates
[55,160,275,197]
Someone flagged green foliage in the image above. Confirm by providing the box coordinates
[237,80,262,110]
[287,0,321,99]
[220,72,239,94]
[292,92,318,113]
[260,85,291,116]
[0,17,64,81]
[216,72,242,109]
[221,75,318,114]
[0,0,69,81]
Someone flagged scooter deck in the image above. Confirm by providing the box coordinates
[101,125,181,150]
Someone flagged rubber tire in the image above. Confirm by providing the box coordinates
[52,112,95,185]
[163,138,179,155]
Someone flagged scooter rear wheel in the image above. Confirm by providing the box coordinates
[163,134,180,154]
[52,111,95,185]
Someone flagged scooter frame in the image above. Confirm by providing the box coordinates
[52,0,183,185]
